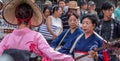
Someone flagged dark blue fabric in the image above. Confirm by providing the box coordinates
[59,33,104,61]
[50,27,83,48]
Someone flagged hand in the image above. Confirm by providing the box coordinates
[52,34,57,39]
[88,50,98,59]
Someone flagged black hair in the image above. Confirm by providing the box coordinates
[15,3,33,19]
[81,14,98,27]
[101,2,113,10]
[15,3,33,25]
[69,13,78,19]
[43,6,51,14]
[52,6,60,13]
[78,1,87,7]
[58,0,65,4]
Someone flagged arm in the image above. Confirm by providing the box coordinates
[50,30,67,48]
[59,19,63,35]
[58,38,75,55]
[0,35,9,55]
[36,33,74,61]
[46,16,56,39]
[88,39,104,61]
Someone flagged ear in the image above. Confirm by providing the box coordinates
[93,24,96,28]
[102,10,105,14]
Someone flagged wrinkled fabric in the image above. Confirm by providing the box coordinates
[0,28,74,61]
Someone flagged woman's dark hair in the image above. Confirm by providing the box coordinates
[43,6,51,14]
[81,14,98,27]
[101,2,113,10]
[52,6,60,13]
[69,13,78,19]
[15,3,33,25]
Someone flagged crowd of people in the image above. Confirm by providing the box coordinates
[0,0,120,61]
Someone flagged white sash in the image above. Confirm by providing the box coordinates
[54,29,70,51]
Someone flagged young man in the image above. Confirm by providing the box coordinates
[96,2,120,61]
[58,0,68,16]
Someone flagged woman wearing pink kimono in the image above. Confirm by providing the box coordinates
[0,0,74,61]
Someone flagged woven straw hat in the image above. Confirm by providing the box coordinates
[3,0,43,27]
[67,1,79,9]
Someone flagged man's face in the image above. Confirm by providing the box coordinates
[102,7,114,19]
[88,4,96,10]
[58,1,65,9]
[68,8,77,16]
[81,4,88,10]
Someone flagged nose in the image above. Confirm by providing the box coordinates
[71,20,76,24]
[82,23,87,27]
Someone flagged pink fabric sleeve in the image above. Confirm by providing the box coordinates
[0,35,10,55]
[36,33,74,61]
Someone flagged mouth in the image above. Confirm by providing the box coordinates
[83,29,87,31]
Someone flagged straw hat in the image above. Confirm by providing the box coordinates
[67,1,79,9]
[3,0,43,27]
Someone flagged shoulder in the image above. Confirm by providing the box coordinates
[76,27,84,33]
[112,19,120,25]
[47,16,52,20]
[94,33,103,42]
[31,31,44,38]
[1,33,13,42]
[62,29,69,34]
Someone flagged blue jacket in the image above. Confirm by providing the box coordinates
[59,33,104,61]
[50,27,83,48]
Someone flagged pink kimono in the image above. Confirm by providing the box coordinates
[0,28,74,61]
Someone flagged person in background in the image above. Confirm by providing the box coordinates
[50,13,83,51]
[46,6,63,41]
[96,2,120,61]
[114,1,120,21]
[42,6,51,24]
[0,0,74,61]
[61,1,80,30]
[88,1,98,16]
[37,6,51,44]
[58,0,68,17]
[44,0,52,7]
[59,14,108,61]
[79,1,88,20]
[96,1,120,42]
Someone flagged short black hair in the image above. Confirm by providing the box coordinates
[58,0,65,4]
[78,1,87,7]
[101,2,113,10]
[81,14,98,27]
